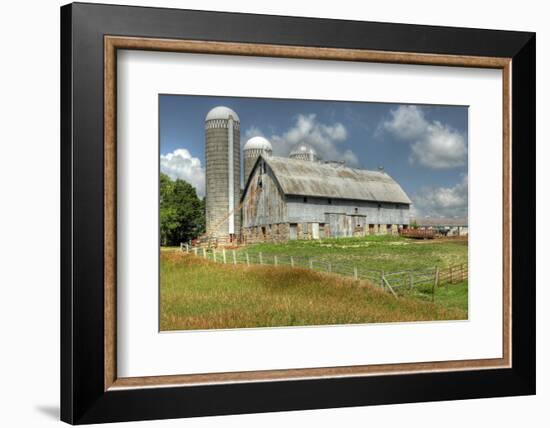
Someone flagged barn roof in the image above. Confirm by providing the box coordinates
[248,156,411,204]
[412,217,468,227]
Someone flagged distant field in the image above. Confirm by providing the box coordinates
[160,236,468,331]
[238,235,468,272]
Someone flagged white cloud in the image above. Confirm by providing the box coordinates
[269,114,358,165]
[160,148,205,197]
[411,175,468,218]
[383,105,467,169]
[242,126,265,144]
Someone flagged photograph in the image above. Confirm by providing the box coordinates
[159,95,469,331]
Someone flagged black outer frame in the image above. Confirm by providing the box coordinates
[60,2,536,424]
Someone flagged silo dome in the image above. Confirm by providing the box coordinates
[289,143,320,162]
[205,106,240,122]
[243,136,272,183]
[244,136,272,151]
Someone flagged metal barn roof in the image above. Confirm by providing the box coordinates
[257,156,412,204]
[412,218,468,227]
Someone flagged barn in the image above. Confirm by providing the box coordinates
[241,153,412,243]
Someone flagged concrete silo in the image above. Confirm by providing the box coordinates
[289,143,321,162]
[204,106,241,243]
[243,136,272,183]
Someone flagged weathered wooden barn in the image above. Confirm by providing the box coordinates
[241,155,411,243]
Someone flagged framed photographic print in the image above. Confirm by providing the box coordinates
[60,2,535,424]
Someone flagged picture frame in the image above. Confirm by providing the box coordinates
[60,2,535,424]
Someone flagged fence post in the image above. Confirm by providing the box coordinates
[202,248,207,259]
[290,256,294,267]
[382,275,398,298]
[222,248,226,264]
[435,267,440,289]
[259,252,263,265]
[274,255,278,266]
[213,249,217,263]
[450,266,453,284]
[309,258,313,269]
[354,266,358,280]
[232,250,237,265]
[246,252,250,266]
[180,243,183,252]
[380,270,385,288]
[193,247,198,256]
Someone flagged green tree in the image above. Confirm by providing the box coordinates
[160,173,205,246]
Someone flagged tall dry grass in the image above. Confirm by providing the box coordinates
[160,251,467,331]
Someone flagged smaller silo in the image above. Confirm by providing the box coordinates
[289,143,321,162]
[243,136,272,183]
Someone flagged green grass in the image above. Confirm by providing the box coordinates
[238,235,467,272]
[160,249,468,331]
[432,281,469,312]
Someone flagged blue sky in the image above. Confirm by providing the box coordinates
[160,95,468,218]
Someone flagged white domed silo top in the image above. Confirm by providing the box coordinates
[205,106,240,122]
[289,143,320,162]
[244,136,272,152]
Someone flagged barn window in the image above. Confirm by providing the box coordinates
[328,198,332,205]
[395,204,399,209]
[378,204,382,208]
[303,197,308,203]
[354,207,358,213]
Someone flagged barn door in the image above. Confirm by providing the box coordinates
[312,223,319,239]
[326,214,339,237]
[345,215,353,237]
[326,213,347,237]
[289,223,297,240]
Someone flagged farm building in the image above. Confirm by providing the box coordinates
[412,218,468,236]
[203,105,412,244]
[241,152,411,243]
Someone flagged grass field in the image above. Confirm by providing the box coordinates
[238,235,468,272]
[160,235,468,331]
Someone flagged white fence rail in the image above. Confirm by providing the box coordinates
[180,244,467,300]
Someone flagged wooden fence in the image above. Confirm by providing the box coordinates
[181,244,467,300]
[399,229,435,239]
[437,263,468,285]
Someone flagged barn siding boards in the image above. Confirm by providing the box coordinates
[242,161,288,228]
[286,196,410,225]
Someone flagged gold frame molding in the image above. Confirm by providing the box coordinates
[104,36,512,391]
